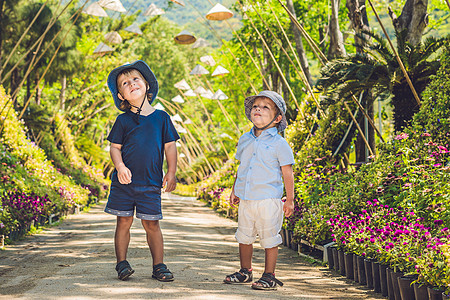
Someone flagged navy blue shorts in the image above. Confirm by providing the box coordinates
[104,182,162,220]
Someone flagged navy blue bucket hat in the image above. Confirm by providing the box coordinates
[107,60,159,111]
[244,90,288,132]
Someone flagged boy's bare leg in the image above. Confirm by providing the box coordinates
[264,246,278,274]
[141,220,164,265]
[115,216,134,263]
[239,243,253,269]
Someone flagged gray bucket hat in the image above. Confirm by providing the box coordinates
[107,60,158,111]
[244,90,287,132]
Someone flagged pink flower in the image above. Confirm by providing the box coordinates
[394,133,409,140]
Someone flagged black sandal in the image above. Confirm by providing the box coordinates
[116,260,134,281]
[152,263,174,282]
[251,272,283,290]
[223,268,253,284]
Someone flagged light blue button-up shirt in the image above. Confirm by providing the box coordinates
[234,127,295,201]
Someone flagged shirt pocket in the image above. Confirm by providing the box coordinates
[260,142,278,167]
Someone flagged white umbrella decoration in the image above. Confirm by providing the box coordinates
[83,2,108,17]
[201,89,214,99]
[144,3,165,17]
[191,38,209,49]
[212,89,228,100]
[193,86,207,94]
[205,3,233,21]
[173,123,187,133]
[154,103,165,110]
[104,31,123,44]
[93,42,114,55]
[172,95,185,103]
[179,153,186,158]
[169,0,185,7]
[171,114,183,123]
[174,79,190,90]
[190,64,209,75]
[174,30,196,45]
[98,0,126,12]
[124,23,143,35]
[176,141,182,147]
[184,118,193,124]
[211,65,229,76]
[200,55,215,66]
[183,89,197,97]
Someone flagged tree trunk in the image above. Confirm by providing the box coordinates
[328,0,346,59]
[262,45,272,89]
[0,0,5,68]
[60,75,67,111]
[391,0,428,46]
[346,0,370,53]
[286,0,313,86]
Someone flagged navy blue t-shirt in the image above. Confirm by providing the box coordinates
[107,109,180,187]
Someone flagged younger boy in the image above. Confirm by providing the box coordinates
[105,60,179,281]
[224,91,295,290]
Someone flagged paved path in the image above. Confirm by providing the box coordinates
[0,193,384,299]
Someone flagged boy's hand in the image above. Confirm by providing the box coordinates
[117,165,132,184]
[282,197,294,218]
[162,172,177,193]
[229,191,240,207]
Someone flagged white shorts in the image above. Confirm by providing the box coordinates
[235,198,284,249]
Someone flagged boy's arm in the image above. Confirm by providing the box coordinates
[229,177,240,207]
[110,143,132,184]
[163,141,177,193]
[281,164,294,217]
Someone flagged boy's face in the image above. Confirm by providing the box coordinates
[250,97,282,129]
[117,70,148,104]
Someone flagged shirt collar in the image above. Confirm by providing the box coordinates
[250,126,278,138]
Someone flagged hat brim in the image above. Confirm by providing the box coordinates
[244,93,287,132]
[107,60,159,111]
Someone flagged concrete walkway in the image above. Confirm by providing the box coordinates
[0,193,384,299]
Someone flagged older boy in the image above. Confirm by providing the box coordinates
[105,60,179,281]
[224,91,295,290]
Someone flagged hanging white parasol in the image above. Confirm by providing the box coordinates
[83,2,108,17]
[191,38,209,49]
[93,42,114,55]
[212,89,228,100]
[174,79,190,90]
[172,95,185,103]
[190,64,209,75]
[193,86,207,94]
[154,103,165,110]
[169,0,185,7]
[179,153,186,158]
[174,30,196,44]
[144,3,165,17]
[184,118,193,124]
[124,23,143,35]
[205,3,233,21]
[200,55,215,66]
[174,123,187,133]
[104,31,123,44]
[176,141,182,147]
[212,65,229,76]
[201,89,214,99]
[184,89,197,97]
[98,0,126,12]
[171,114,183,123]
[220,132,232,139]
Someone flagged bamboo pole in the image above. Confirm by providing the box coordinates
[366,0,421,106]
[239,3,301,112]
[343,101,374,156]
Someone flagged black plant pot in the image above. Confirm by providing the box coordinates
[364,258,374,289]
[442,292,450,300]
[427,286,444,300]
[344,252,354,280]
[379,264,389,297]
[413,283,429,300]
[338,249,346,276]
[353,254,359,283]
[372,261,381,293]
[357,255,366,285]
[387,268,395,300]
[398,275,416,300]
[332,247,339,272]
[280,229,287,246]
[391,270,404,300]
[327,246,335,270]
[286,229,292,248]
